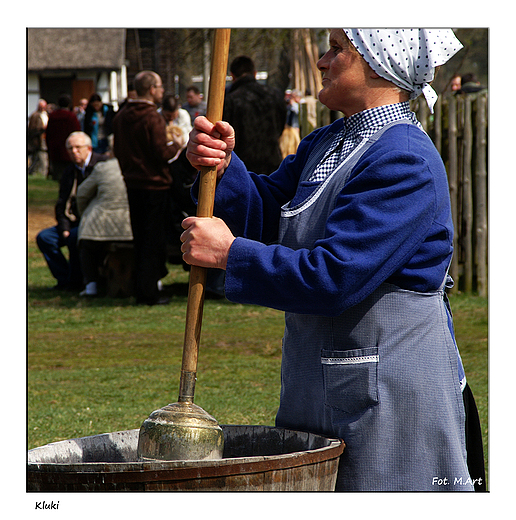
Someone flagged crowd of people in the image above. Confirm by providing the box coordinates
[30,56,294,302]
[32,85,191,302]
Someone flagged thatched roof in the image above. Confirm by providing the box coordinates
[27,28,126,72]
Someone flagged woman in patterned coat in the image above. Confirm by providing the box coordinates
[76,155,133,296]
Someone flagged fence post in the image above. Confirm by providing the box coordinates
[447,97,459,293]
[416,99,430,133]
[434,97,442,155]
[475,92,488,297]
[462,96,474,293]
[299,102,308,138]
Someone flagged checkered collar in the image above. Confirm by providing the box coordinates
[308,102,421,182]
[341,101,420,139]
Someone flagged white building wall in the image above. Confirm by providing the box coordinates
[27,73,40,117]
[27,67,127,115]
[96,72,111,103]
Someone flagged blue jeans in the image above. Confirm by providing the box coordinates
[36,226,82,288]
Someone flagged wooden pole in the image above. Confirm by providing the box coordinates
[419,100,429,134]
[302,29,322,96]
[447,97,459,293]
[293,30,303,94]
[434,97,442,155]
[474,92,488,297]
[462,96,474,293]
[179,28,231,403]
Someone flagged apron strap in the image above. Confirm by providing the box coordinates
[440,257,467,391]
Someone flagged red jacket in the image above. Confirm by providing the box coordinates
[112,100,180,190]
[46,109,81,162]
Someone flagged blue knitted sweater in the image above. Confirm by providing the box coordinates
[201,119,453,316]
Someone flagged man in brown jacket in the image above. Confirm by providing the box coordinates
[113,71,181,305]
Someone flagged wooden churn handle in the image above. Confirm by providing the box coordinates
[178,29,231,403]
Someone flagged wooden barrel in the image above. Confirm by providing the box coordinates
[27,425,344,491]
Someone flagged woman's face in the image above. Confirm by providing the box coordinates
[163,109,179,123]
[317,29,372,116]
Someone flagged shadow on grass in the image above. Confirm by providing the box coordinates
[28,283,184,306]
[27,281,231,308]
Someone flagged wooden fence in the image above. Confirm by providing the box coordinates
[299,90,488,296]
[413,91,488,296]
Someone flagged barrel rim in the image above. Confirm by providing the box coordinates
[27,425,345,484]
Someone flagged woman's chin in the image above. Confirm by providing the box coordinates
[317,88,329,107]
[317,90,337,112]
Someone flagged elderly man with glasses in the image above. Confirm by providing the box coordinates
[36,131,107,291]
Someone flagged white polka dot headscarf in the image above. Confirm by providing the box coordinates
[343,29,463,113]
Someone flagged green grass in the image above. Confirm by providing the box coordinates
[27,176,488,486]
[447,292,489,481]
[27,176,285,448]
[27,274,285,448]
[27,175,60,206]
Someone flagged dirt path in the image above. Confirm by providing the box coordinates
[28,207,55,243]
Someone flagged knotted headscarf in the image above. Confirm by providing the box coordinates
[343,29,463,113]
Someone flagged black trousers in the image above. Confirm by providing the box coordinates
[79,240,107,284]
[463,383,487,491]
[126,188,169,304]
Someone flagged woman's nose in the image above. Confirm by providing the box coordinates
[317,51,329,71]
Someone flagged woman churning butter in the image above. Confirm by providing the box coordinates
[181,28,485,491]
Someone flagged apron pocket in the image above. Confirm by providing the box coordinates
[321,346,379,414]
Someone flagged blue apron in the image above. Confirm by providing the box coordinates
[275,121,472,491]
